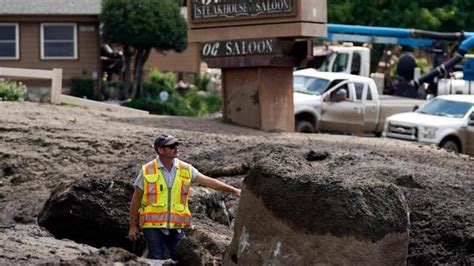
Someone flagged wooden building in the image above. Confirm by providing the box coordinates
[0,0,202,90]
[0,0,102,89]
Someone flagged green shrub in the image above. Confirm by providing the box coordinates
[0,80,27,101]
[183,88,222,116]
[70,77,97,100]
[194,74,210,91]
[102,80,127,100]
[205,92,222,114]
[123,96,196,116]
[143,82,175,98]
[148,68,176,92]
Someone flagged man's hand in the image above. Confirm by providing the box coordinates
[233,188,241,197]
[128,226,140,241]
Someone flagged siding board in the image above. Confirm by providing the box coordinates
[0,16,100,90]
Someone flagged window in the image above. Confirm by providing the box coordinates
[293,76,329,95]
[41,23,77,59]
[330,84,350,102]
[332,53,349,72]
[354,82,365,101]
[366,87,373,101]
[0,23,19,59]
[351,53,361,75]
[416,99,473,119]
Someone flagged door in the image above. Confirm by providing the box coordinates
[319,81,365,134]
[358,82,378,133]
[466,112,474,155]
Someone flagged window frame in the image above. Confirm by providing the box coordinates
[0,23,19,60]
[40,22,77,60]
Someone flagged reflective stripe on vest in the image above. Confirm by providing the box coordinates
[143,160,159,205]
[139,159,192,229]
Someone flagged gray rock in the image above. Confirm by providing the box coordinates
[37,178,139,253]
[224,147,410,265]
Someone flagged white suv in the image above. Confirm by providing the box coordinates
[383,95,474,155]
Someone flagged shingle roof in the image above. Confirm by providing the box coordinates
[0,0,101,15]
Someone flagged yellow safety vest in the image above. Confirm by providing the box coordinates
[138,158,192,229]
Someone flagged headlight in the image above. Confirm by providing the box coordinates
[422,126,438,139]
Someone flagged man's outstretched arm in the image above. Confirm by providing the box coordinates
[195,173,241,197]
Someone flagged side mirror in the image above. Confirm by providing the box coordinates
[469,113,474,126]
[412,105,419,112]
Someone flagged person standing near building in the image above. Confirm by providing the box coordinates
[128,133,241,260]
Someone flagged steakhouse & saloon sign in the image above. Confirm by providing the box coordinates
[192,0,295,22]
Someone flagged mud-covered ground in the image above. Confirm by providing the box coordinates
[0,101,472,264]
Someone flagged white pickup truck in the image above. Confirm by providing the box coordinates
[383,95,474,155]
[294,69,424,135]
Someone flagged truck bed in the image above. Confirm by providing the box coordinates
[375,96,426,133]
[379,95,426,105]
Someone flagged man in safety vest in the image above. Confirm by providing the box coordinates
[128,133,241,260]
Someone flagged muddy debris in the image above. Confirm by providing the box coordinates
[0,102,473,264]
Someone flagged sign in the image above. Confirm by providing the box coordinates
[79,25,96,32]
[192,0,295,22]
[201,38,281,58]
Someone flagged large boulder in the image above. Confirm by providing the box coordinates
[37,179,136,251]
[224,147,410,265]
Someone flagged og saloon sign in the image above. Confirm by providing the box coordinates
[192,0,295,21]
[201,38,280,58]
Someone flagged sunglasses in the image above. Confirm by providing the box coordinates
[162,143,179,149]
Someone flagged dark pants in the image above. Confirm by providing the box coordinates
[142,228,185,260]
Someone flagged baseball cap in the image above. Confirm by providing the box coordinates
[336,89,347,96]
[153,134,179,150]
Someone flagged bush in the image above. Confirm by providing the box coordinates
[70,77,97,100]
[148,68,176,93]
[102,80,127,100]
[125,69,222,117]
[123,96,196,116]
[0,80,27,101]
[183,88,222,116]
[143,82,176,99]
[194,74,210,91]
[205,92,222,114]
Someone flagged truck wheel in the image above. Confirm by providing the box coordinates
[296,120,315,133]
[440,139,460,153]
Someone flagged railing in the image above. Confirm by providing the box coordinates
[0,67,62,104]
[0,66,148,114]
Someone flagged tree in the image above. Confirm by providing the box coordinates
[328,0,474,32]
[101,0,187,98]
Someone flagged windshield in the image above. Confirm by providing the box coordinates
[319,52,336,72]
[293,75,330,95]
[319,52,349,72]
[416,98,473,118]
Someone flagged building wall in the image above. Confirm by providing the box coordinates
[145,42,201,81]
[0,15,100,90]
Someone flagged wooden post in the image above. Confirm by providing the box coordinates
[51,68,63,104]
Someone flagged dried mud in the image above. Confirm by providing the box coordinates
[0,101,473,264]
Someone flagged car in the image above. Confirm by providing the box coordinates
[383,95,474,155]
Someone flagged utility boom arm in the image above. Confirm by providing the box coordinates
[327,24,469,47]
[325,24,474,86]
